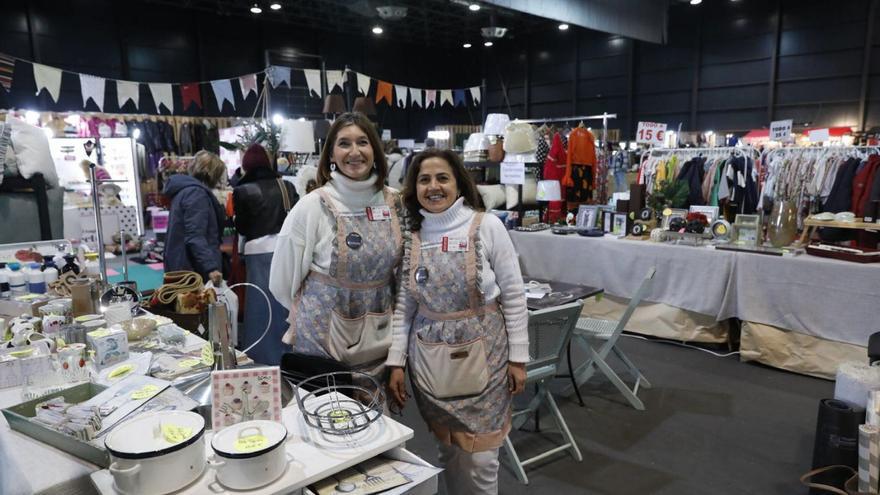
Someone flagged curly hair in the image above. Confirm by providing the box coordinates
[401,149,483,231]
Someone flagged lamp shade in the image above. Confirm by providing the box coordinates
[536,180,562,201]
[322,94,346,114]
[483,113,510,135]
[279,119,316,153]
[464,132,490,152]
[353,96,377,116]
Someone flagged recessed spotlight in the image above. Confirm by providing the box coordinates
[463,43,472,48]
[372,26,383,34]
[269,2,281,10]
[468,3,481,11]
[690,0,702,4]
[483,41,493,47]
[250,4,262,14]
[558,23,569,31]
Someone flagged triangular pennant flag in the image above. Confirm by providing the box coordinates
[117,80,139,109]
[409,87,422,108]
[79,74,106,111]
[33,63,62,102]
[376,80,393,105]
[394,85,408,107]
[210,79,235,110]
[425,89,437,109]
[239,74,258,99]
[267,65,291,89]
[326,70,345,93]
[453,89,466,107]
[148,83,174,113]
[439,89,454,107]
[180,83,202,110]
[0,53,15,93]
[469,86,481,105]
[303,69,322,98]
[356,72,371,95]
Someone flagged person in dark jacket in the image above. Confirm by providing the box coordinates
[233,144,299,365]
[163,150,227,284]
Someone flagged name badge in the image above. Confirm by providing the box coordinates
[366,206,391,221]
[441,237,469,252]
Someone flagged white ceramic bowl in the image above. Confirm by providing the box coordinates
[210,420,289,490]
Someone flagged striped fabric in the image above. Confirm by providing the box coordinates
[859,424,880,493]
[0,53,14,92]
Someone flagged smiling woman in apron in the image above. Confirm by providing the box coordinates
[387,149,529,495]
[269,112,404,385]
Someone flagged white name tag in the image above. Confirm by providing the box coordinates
[366,206,391,221]
[441,237,469,252]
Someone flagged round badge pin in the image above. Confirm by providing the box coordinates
[414,266,429,284]
[345,232,363,249]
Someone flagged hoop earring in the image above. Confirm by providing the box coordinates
[330,162,336,172]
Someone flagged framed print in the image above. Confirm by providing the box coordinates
[602,210,615,233]
[689,205,720,224]
[612,213,628,236]
[576,205,600,229]
[211,366,283,430]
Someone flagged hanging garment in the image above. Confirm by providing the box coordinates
[542,132,568,221]
[179,123,194,155]
[565,164,593,203]
[675,157,706,208]
[561,127,596,188]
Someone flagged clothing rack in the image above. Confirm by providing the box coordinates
[765,145,880,163]
[641,146,755,166]
[515,113,617,142]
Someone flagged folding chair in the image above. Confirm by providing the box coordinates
[569,267,655,411]
[502,300,584,485]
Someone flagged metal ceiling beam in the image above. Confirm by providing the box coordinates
[480,0,669,44]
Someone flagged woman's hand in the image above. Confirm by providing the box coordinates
[508,362,526,395]
[388,367,409,412]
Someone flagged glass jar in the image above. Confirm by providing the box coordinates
[767,199,798,248]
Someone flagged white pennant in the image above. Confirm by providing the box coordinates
[239,74,258,98]
[409,87,423,108]
[425,89,437,109]
[79,74,106,111]
[439,89,454,107]
[303,69,322,98]
[326,70,345,92]
[394,85,408,107]
[210,79,235,110]
[117,80,139,109]
[469,86,481,105]
[267,65,291,89]
[356,72,371,95]
[148,83,174,113]
[32,63,62,102]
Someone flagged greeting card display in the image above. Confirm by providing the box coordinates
[211,366,283,430]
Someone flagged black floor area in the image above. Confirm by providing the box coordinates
[394,335,834,495]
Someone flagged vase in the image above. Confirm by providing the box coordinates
[767,199,798,247]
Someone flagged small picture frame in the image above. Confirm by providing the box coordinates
[661,208,688,230]
[602,210,615,233]
[612,213,628,236]
[211,366,283,430]
[576,205,600,229]
[689,205,720,224]
[733,214,761,246]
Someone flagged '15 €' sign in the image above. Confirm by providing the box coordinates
[636,121,668,146]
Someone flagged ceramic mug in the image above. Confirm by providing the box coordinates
[58,343,87,370]
[11,323,35,346]
[42,315,66,335]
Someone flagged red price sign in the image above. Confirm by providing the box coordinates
[636,121,668,146]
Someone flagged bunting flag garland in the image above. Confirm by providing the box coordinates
[117,80,139,109]
[376,80,393,105]
[267,65,291,89]
[210,79,235,110]
[469,86,481,105]
[409,87,422,108]
[394,85,408,107]
[303,69,322,97]
[180,83,202,110]
[453,89,466,107]
[355,71,371,95]
[0,53,14,93]
[148,83,174,113]
[33,63,62,102]
[425,89,437,109]
[439,89,454,107]
[326,70,345,93]
[239,74,258,99]
[79,74,106,110]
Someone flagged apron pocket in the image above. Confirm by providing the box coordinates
[413,336,490,399]
[327,310,392,366]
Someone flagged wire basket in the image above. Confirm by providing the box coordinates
[294,371,384,436]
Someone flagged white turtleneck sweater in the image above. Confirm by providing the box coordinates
[386,198,529,365]
[269,172,394,309]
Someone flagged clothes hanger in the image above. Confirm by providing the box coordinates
[577,120,585,129]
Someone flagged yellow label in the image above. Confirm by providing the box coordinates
[109,364,134,379]
[662,208,672,217]
[178,358,201,368]
[161,423,193,444]
[201,343,214,366]
[16,294,40,301]
[9,348,35,358]
[131,384,160,400]
[234,434,268,453]
[87,328,111,338]
[55,337,66,348]
[328,409,352,425]
[141,341,157,349]
[596,293,604,302]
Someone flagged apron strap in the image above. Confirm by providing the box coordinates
[466,212,485,311]
[383,187,404,255]
[410,230,423,293]
[317,188,351,281]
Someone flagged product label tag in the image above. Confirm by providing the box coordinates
[201,343,215,366]
[162,423,193,444]
[366,206,391,221]
[178,358,201,368]
[131,384,160,400]
[109,364,134,379]
[441,237,469,252]
[235,434,268,453]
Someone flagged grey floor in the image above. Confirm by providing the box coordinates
[394,335,834,495]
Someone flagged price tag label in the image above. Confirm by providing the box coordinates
[234,434,269,453]
[500,161,525,185]
[201,343,215,366]
[161,423,193,444]
[109,364,134,379]
[178,358,201,368]
[770,119,792,142]
[131,384,160,400]
[87,329,111,338]
[636,121,668,146]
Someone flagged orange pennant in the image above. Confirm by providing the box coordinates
[375,80,393,105]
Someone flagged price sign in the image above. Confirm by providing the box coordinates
[770,119,792,142]
[500,161,525,185]
[636,122,668,146]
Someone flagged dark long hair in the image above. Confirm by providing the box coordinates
[402,149,483,231]
[316,112,387,191]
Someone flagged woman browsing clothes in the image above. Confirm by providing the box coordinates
[269,112,404,384]
[386,149,528,495]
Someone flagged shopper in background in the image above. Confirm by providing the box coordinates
[162,150,227,284]
[269,112,404,384]
[387,149,528,495]
[233,144,299,365]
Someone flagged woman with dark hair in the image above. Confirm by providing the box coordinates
[387,149,528,494]
[233,143,299,365]
[269,112,403,383]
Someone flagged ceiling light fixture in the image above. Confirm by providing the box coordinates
[558,23,569,31]
[250,4,262,14]
[469,3,481,11]
[690,0,702,4]
[372,26,384,34]
[269,2,281,10]
[484,41,493,47]
[463,43,472,48]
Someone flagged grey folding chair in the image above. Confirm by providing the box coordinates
[569,267,655,411]
[502,300,584,485]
